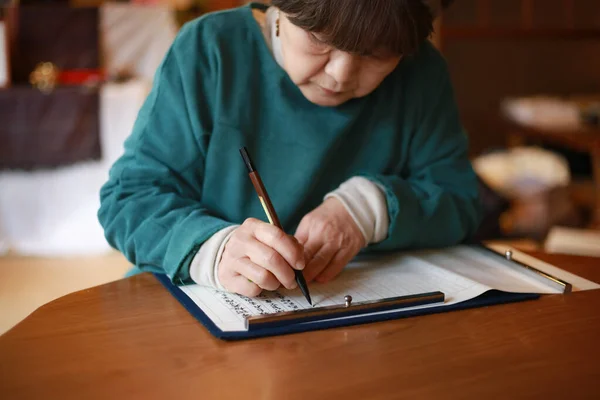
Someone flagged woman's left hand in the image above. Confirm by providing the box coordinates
[294,198,365,283]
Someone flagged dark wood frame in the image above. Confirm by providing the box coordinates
[436,0,600,50]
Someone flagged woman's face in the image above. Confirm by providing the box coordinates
[279,13,402,107]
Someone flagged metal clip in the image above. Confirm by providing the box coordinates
[344,295,353,307]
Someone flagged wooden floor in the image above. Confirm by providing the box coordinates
[0,251,131,335]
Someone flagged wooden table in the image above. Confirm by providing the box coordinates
[1,252,599,399]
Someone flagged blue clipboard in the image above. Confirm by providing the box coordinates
[154,273,539,341]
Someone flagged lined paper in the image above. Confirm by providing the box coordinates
[180,245,576,332]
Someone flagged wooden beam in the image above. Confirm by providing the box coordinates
[441,27,600,40]
[564,0,575,29]
[476,0,491,28]
[522,0,534,29]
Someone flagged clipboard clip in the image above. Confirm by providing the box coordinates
[481,245,572,293]
[245,291,445,331]
[344,295,353,307]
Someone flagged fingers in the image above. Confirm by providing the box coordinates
[218,219,305,296]
[314,249,352,283]
[294,223,310,249]
[220,256,281,294]
[303,242,338,283]
[297,219,322,264]
[295,215,358,284]
[296,218,336,283]
[244,240,297,290]
[234,257,282,291]
[224,275,263,298]
[218,257,265,296]
[247,218,305,271]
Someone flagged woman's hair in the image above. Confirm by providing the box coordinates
[271,0,435,57]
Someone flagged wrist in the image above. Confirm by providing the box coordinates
[189,225,238,290]
[324,176,389,245]
[323,197,367,248]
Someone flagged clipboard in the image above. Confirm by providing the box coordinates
[155,274,539,340]
[154,245,571,340]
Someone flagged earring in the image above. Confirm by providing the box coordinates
[276,17,280,37]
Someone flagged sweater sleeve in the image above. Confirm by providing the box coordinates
[98,25,234,284]
[361,55,481,251]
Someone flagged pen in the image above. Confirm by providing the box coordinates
[239,147,312,306]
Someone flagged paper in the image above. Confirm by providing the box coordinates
[544,226,600,258]
[179,245,598,332]
[419,246,559,294]
[181,253,489,331]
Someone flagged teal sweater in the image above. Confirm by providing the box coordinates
[98,4,481,283]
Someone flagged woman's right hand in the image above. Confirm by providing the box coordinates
[217,218,306,297]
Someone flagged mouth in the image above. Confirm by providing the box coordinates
[318,86,343,96]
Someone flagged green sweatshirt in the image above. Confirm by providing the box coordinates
[98,4,481,284]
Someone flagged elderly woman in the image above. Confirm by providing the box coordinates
[98,0,481,298]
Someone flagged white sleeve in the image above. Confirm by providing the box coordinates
[324,176,389,245]
[189,225,239,290]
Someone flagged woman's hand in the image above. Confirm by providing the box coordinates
[294,198,365,283]
[218,218,306,297]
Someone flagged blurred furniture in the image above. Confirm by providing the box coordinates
[0,86,101,169]
[8,6,100,84]
[0,3,175,256]
[545,226,600,257]
[173,0,255,25]
[100,3,177,82]
[0,4,177,170]
[436,0,600,156]
[473,145,583,240]
[205,0,240,10]
[0,5,102,170]
[1,251,599,398]
[436,0,600,230]
[0,80,150,256]
[438,0,600,45]
[0,15,9,88]
[505,118,600,228]
[473,176,510,240]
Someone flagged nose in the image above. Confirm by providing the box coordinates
[324,51,359,85]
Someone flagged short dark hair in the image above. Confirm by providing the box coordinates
[271,0,435,57]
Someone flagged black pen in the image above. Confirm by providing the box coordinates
[239,147,312,306]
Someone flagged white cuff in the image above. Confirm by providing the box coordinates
[189,225,239,290]
[325,176,389,245]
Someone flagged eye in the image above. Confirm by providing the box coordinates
[364,51,399,63]
[307,32,328,49]
[365,53,387,61]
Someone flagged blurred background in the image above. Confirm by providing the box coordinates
[0,0,599,333]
